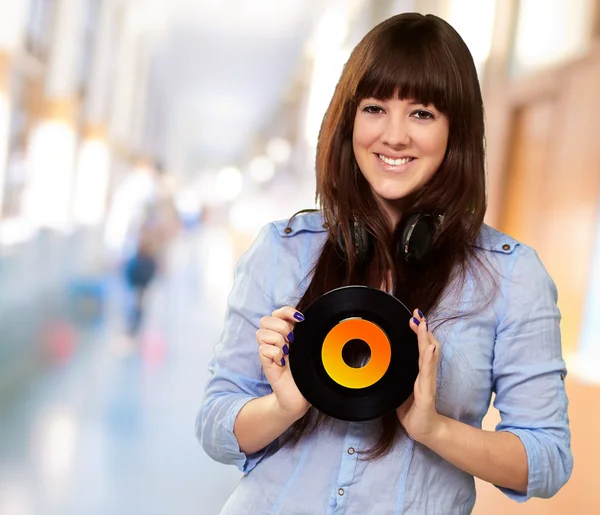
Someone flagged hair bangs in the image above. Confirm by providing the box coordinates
[354,30,453,113]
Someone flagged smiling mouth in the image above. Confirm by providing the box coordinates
[377,154,415,167]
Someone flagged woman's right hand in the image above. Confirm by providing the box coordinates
[256,306,310,420]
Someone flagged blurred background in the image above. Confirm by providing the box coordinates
[0,0,598,514]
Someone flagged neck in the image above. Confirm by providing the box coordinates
[379,200,402,229]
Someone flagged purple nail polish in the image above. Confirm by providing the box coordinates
[417,309,424,319]
[282,344,289,355]
[287,332,295,343]
[280,357,286,366]
[412,317,420,326]
[294,312,305,322]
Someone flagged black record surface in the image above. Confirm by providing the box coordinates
[289,285,419,421]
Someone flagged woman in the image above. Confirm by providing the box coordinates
[197,13,572,514]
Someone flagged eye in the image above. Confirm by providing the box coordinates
[362,104,385,115]
[412,110,435,120]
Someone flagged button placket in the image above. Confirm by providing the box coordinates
[331,422,362,510]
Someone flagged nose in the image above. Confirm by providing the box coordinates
[381,115,411,147]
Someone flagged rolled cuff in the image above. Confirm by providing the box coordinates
[197,394,273,474]
[495,428,572,502]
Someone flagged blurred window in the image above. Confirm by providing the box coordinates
[510,0,596,77]
[1,72,31,221]
[447,0,497,77]
[25,0,56,61]
[78,0,101,93]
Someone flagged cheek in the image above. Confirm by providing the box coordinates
[424,129,449,163]
[353,121,377,151]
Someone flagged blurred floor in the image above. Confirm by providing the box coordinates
[0,224,595,515]
[0,225,242,515]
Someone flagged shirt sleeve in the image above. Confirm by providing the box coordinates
[196,223,279,473]
[492,244,573,502]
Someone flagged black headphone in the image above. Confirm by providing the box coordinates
[285,209,442,266]
[337,213,442,266]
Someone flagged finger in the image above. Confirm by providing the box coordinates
[259,316,295,345]
[409,308,427,333]
[417,343,438,401]
[410,314,430,367]
[271,306,305,324]
[413,308,425,322]
[259,343,286,367]
[255,328,290,356]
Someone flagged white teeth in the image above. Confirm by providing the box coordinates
[378,154,414,166]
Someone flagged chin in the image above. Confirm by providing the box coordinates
[372,187,413,203]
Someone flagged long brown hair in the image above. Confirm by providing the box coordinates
[288,13,490,458]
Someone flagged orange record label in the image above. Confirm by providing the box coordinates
[321,318,391,389]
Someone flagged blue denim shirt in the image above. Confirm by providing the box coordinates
[197,210,573,515]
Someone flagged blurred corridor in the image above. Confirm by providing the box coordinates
[0,227,245,515]
[1,0,600,514]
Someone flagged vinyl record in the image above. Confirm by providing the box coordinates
[289,285,419,421]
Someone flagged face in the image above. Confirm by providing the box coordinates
[352,96,449,225]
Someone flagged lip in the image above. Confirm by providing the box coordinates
[374,153,417,172]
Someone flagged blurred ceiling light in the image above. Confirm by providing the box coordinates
[266,137,292,164]
[216,166,243,201]
[72,139,111,226]
[249,156,276,184]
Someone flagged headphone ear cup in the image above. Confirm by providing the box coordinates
[352,221,370,263]
[336,220,371,265]
[399,214,438,263]
[336,224,347,259]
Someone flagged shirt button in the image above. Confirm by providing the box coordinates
[502,244,511,251]
[338,488,345,496]
[347,447,355,455]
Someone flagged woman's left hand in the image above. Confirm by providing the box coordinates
[396,309,443,445]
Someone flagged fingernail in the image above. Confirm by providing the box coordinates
[280,357,286,366]
[417,309,424,319]
[287,332,295,343]
[412,317,420,326]
[282,344,289,356]
[294,312,305,322]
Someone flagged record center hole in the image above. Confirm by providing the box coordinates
[342,339,371,368]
